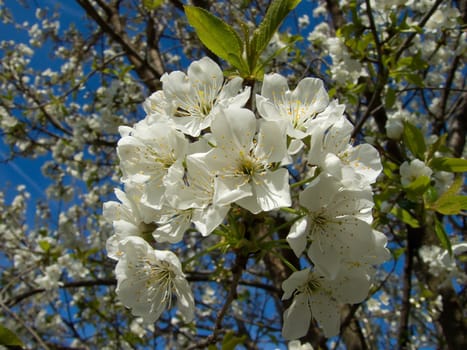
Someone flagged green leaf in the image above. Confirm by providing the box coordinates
[402,121,426,160]
[38,239,51,252]
[432,195,467,215]
[427,176,467,215]
[0,325,23,347]
[143,0,164,10]
[434,216,452,256]
[390,206,420,228]
[406,73,424,87]
[392,247,406,259]
[382,159,399,180]
[184,6,245,71]
[250,0,301,67]
[385,88,397,109]
[423,186,438,205]
[222,331,247,350]
[430,157,467,173]
[403,175,431,196]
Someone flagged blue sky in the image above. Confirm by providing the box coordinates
[0,0,85,220]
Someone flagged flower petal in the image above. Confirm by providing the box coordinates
[282,293,312,340]
[287,217,308,257]
[253,169,291,212]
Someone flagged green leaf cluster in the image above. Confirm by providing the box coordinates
[389,53,427,87]
[184,0,301,79]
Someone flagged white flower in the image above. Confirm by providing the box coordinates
[35,264,63,290]
[288,340,313,350]
[115,236,194,323]
[199,107,291,213]
[439,243,467,272]
[399,159,432,187]
[298,14,310,29]
[161,57,250,136]
[420,243,467,287]
[307,110,382,188]
[385,110,408,140]
[307,22,330,44]
[164,155,230,236]
[130,319,146,338]
[433,171,454,195]
[142,90,173,123]
[282,267,370,339]
[257,74,329,143]
[326,38,366,85]
[287,174,379,278]
[346,229,390,269]
[117,121,188,209]
[425,7,460,31]
[104,183,158,260]
[151,206,193,244]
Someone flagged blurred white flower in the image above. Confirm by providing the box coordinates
[288,340,314,350]
[399,159,432,186]
[386,110,407,140]
[298,15,310,29]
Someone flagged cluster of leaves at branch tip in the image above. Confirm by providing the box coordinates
[385,120,467,255]
[185,0,301,80]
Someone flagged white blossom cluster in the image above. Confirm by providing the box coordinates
[103,57,389,338]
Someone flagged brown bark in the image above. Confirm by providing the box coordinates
[340,305,368,350]
[447,93,467,157]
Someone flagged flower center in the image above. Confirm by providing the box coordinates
[155,152,176,169]
[150,260,176,306]
[237,152,268,179]
[173,90,216,118]
[309,213,327,237]
[297,272,322,296]
[197,90,215,116]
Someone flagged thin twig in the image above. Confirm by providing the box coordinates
[0,300,51,350]
[187,253,248,349]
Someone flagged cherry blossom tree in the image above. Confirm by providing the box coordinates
[0,0,466,349]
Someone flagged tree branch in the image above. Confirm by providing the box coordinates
[6,278,117,307]
[187,252,248,349]
[398,226,423,350]
[447,92,467,157]
[395,0,444,61]
[75,0,162,90]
